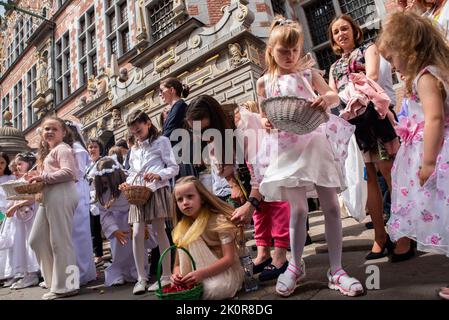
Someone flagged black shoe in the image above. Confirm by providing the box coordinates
[366,235,395,260]
[305,234,313,246]
[258,261,288,282]
[391,241,416,263]
[253,257,272,274]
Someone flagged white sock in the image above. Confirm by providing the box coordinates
[132,222,148,282]
[152,218,171,278]
[316,186,342,274]
[283,187,308,272]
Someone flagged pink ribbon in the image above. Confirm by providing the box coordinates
[396,117,449,146]
[395,118,424,146]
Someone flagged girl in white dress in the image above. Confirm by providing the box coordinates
[4,152,40,289]
[378,11,449,299]
[256,17,362,297]
[0,152,15,284]
[120,110,179,294]
[65,121,97,286]
[94,157,138,286]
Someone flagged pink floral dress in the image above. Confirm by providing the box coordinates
[388,66,449,256]
[258,69,355,201]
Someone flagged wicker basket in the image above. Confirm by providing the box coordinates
[14,181,44,195]
[261,96,329,135]
[0,180,28,199]
[123,172,152,206]
[155,245,203,300]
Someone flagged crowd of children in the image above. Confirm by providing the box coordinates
[0,8,448,300]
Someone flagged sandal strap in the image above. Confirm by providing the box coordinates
[287,262,303,277]
[330,269,360,288]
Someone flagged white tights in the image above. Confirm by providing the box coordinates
[284,186,342,274]
[132,218,171,282]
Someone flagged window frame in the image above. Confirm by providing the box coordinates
[146,0,175,43]
[55,32,71,104]
[13,80,23,131]
[78,5,98,88]
[26,65,38,128]
[105,0,131,62]
[6,17,36,68]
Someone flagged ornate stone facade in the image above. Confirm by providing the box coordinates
[104,0,265,142]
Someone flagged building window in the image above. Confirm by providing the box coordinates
[339,0,378,27]
[55,32,71,103]
[7,44,13,68]
[6,17,35,68]
[26,66,38,127]
[105,0,130,60]
[1,94,10,125]
[13,81,23,131]
[271,0,287,16]
[25,17,34,39]
[147,0,174,42]
[78,6,97,87]
[14,19,25,60]
[301,0,380,77]
[304,0,336,48]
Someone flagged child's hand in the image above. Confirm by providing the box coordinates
[180,270,204,286]
[6,206,17,218]
[261,117,273,130]
[144,172,161,182]
[231,202,253,227]
[113,230,129,246]
[24,171,42,182]
[170,273,184,286]
[310,96,329,112]
[419,163,435,187]
[118,182,129,191]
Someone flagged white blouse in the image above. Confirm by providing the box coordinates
[126,135,179,191]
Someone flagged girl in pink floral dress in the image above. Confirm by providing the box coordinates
[378,12,449,260]
[257,17,361,297]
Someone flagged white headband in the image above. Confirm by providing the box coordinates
[91,154,123,177]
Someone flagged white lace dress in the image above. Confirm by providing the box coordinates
[259,69,355,201]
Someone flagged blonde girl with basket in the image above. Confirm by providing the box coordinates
[256,16,363,297]
[4,152,40,289]
[26,117,80,300]
[171,176,243,300]
[120,110,179,294]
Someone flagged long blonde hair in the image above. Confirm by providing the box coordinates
[37,116,74,170]
[377,11,449,94]
[265,16,305,75]
[172,176,237,248]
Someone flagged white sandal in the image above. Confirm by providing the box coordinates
[327,268,364,297]
[275,260,306,297]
